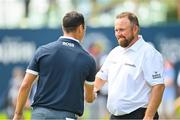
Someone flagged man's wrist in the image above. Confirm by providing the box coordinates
[144,111,154,120]
[15,112,23,115]
[94,87,99,93]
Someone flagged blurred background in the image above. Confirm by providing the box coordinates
[0,0,180,28]
[0,0,180,119]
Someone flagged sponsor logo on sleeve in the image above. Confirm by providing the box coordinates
[152,71,161,79]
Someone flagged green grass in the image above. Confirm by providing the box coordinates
[0,109,31,120]
[0,112,8,120]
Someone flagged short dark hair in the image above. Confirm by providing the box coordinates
[116,12,139,27]
[62,11,85,33]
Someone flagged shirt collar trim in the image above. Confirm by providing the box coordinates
[60,36,80,43]
[128,35,144,51]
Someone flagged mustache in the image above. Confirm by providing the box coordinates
[118,36,126,39]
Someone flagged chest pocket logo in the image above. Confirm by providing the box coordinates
[124,63,136,68]
[123,62,137,78]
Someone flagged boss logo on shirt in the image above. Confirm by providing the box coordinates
[62,42,75,47]
[152,72,161,79]
[124,63,136,67]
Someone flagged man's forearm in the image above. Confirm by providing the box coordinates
[84,83,96,103]
[15,83,31,114]
[144,84,165,119]
[13,73,36,120]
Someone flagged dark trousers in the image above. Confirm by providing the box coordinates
[110,108,159,120]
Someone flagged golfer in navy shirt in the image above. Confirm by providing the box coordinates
[13,11,96,120]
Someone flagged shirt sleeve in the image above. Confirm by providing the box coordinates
[26,48,41,75]
[96,54,110,81]
[85,57,96,85]
[142,49,164,86]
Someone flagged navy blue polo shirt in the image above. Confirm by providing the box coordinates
[26,36,96,116]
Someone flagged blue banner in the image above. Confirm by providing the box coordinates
[0,25,180,107]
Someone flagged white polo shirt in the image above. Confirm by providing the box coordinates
[96,35,164,115]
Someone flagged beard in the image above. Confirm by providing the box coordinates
[118,35,134,48]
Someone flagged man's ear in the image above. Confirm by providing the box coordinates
[75,25,81,34]
[79,24,84,33]
[133,25,139,35]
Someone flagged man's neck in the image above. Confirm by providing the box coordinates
[128,35,139,48]
[64,33,81,43]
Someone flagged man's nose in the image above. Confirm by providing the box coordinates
[117,31,123,36]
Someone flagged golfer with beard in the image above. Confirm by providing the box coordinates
[94,12,165,120]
